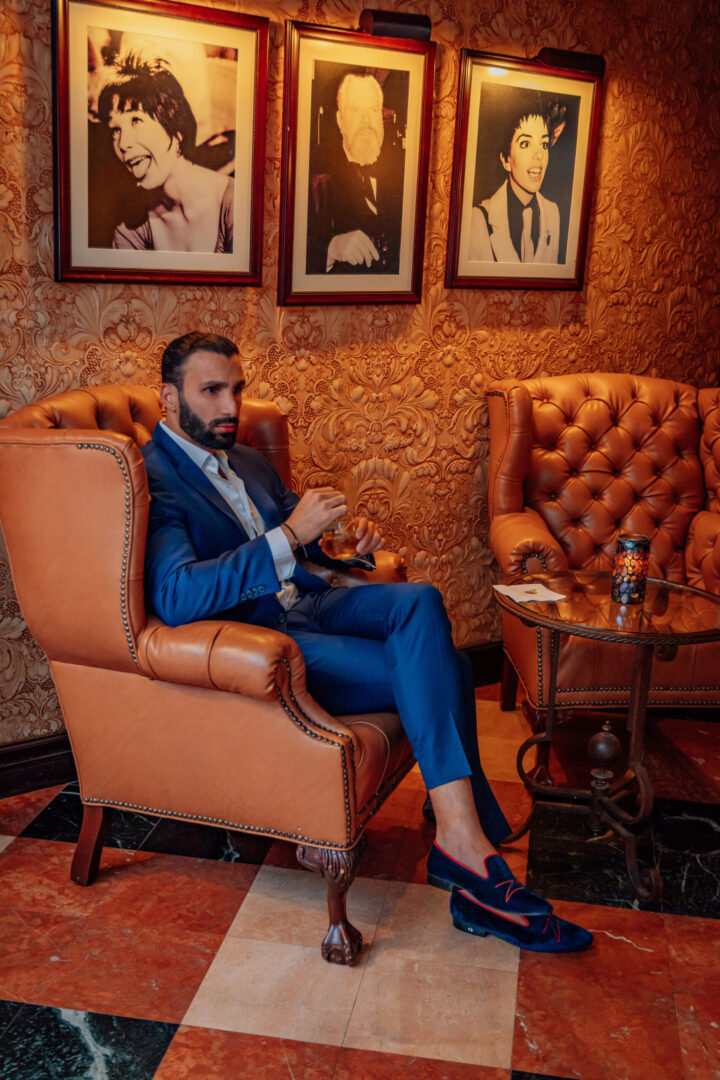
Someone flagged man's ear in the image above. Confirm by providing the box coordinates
[160,381,179,416]
[336,110,342,132]
[500,152,510,174]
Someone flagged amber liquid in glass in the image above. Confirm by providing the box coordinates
[320,532,358,559]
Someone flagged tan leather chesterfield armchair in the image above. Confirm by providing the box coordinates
[0,385,413,964]
[486,373,720,716]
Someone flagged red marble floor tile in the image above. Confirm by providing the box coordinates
[675,992,720,1079]
[664,913,720,996]
[0,905,224,1022]
[0,837,256,934]
[513,901,683,1080]
[335,1046,509,1079]
[263,837,303,870]
[0,785,64,834]
[154,1027,340,1078]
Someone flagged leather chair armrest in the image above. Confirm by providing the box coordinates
[302,549,406,588]
[136,616,365,746]
[137,616,305,701]
[490,509,569,579]
[685,511,720,595]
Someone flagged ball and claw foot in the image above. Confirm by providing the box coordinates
[322,920,363,964]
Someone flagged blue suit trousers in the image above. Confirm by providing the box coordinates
[268,582,510,847]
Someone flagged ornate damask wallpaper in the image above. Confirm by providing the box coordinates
[1,0,719,745]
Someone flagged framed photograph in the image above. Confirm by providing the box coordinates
[278,21,436,305]
[53,0,268,284]
[446,50,603,290]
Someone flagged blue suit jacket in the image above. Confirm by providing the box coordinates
[141,423,333,628]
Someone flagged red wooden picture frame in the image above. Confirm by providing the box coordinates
[445,49,604,291]
[53,0,268,285]
[278,20,436,306]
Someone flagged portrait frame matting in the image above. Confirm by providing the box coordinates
[52,0,268,284]
[278,21,436,306]
[445,50,603,290]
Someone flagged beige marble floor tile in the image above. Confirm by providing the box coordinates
[182,935,367,1045]
[343,957,518,1067]
[475,737,530,783]
[476,700,531,741]
[225,865,393,948]
[366,881,519,974]
[0,835,15,855]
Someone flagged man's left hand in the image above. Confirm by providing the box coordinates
[353,517,384,556]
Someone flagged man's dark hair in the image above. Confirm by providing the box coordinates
[97,54,198,159]
[494,90,567,161]
[162,333,238,389]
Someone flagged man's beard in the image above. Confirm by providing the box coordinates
[178,392,238,450]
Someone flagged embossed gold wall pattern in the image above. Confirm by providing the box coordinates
[1,0,719,745]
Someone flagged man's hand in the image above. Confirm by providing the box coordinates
[353,517,384,556]
[285,487,347,546]
[327,230,379,270]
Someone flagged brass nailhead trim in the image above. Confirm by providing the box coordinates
[521,552,548,573]
[83,795,347,848]
[536,627,544,707]
[276,657,354,846]
[77,442,139,669]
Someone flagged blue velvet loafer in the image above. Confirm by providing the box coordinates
[450,888,593,953]
[427,843,552,915]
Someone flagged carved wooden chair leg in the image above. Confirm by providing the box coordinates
[500,656,519,711]
[296,834,368,964]
[71,804,112,886]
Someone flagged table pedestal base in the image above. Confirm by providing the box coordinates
[502,631,664,904]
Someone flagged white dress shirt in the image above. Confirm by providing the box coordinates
[159,422,299,610]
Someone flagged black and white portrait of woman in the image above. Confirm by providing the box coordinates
[447,54,601,289]
[86,28,238,253]
[469,85,577,266]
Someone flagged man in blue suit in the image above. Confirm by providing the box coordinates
[141,331,591,952]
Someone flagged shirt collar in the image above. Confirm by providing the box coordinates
[158,420,227,476]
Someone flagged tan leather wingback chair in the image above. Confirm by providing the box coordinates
[0,385,413,964]
[486,373,720,717]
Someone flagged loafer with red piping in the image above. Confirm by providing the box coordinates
[450,887,593,953]
[427,842,552,915]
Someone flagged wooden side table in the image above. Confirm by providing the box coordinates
[494,571,720,902]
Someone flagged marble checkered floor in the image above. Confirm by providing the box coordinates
[1,687,719,1079]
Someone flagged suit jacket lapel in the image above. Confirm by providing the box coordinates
[152,424,251,538]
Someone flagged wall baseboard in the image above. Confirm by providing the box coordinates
[0,732,76,800]
[0,642,503,799]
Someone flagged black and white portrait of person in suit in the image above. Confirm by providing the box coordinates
[306,64,409,275]
[469,84,578,266]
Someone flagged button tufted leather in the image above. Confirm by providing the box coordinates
[487,372,720,712]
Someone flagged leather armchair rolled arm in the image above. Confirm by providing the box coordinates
[136,616,359,746]
[137,616,304,699]
[490,509,568,579]
[686,511,720,595]
[303,548,406,589]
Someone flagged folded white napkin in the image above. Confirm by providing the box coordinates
[493,583,566,603]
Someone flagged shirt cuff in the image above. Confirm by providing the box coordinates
[265,526,296,582]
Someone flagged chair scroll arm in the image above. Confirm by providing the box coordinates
[686,510,720,596]
[136,616,308,701]
[489,509,568,579]
[301,549,406,588]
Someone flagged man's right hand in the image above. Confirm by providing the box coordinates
[327,230,379,270]
[285,487,347,546]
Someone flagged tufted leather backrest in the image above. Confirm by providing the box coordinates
[698,387,720,513]
[0,384,291,670]
[488,373,705,582]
